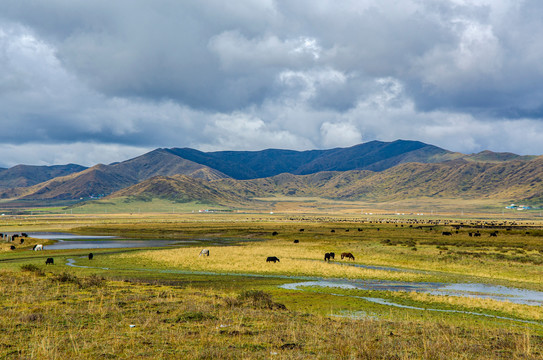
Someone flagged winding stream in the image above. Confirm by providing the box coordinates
[64,255,543,325]
[36,231,542,324]
[279,280,543,324]
[280,280,543,306]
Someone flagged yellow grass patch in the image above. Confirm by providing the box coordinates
[400,292,543,321]
[120,241,423,281]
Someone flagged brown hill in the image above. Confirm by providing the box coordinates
[109,175,245,205]
[106,156,543,205]
[0,164,136,200]
[218,157,543,202]
[0,149,230,201]
[0,164,87,189]
[0,141,539,203]
[463,150,536,163]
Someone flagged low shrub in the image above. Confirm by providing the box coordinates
[51,272,81,285]
[80,274,106,288]
[164,311,217,323]
[237,290,286,310]
[20,264,45,276]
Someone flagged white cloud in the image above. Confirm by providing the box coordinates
[278,68,347,103]
[320,122,362,148]
[201,113,313,151]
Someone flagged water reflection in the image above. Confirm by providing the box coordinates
[30,232,183,250]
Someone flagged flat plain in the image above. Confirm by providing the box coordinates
[1,204,543,359]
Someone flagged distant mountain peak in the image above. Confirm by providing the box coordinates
[0,139,537,203]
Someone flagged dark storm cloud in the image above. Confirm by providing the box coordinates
[1,0,543,167]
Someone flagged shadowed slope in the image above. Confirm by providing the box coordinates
[166,140,458,179]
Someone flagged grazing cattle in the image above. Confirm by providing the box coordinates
[324,253,332,261]
[33,244,43,251]
[10,245,15,250]
[88,253,94,260]
[329,252,335,260]
[266,256,280,263]
[474,232,481,237]
[468,232,473,237]
[341,252,355,261]
[21,233,28,237]
[299,229,304,232]
[199,249,210,257]
[20,238,24,244]
[293,239,299,243]
[358,228,363,232]
[272,231,279,236]
[442,231,453,236]
[45,258,54,265]
[330,229,335,233]
[490,232,498,237]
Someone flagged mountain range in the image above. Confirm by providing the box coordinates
[0,140,540,206]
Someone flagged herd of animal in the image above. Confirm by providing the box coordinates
[8,234,352,266]
[3,220,528,271]
[29,243,94,265]
[10,230,356,266]
[1,232,28,251]
[198,246,355,264]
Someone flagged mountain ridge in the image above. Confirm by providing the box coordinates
[0,140,540,204]
[106,155,543,206]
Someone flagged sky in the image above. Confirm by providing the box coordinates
[1,0,543,168]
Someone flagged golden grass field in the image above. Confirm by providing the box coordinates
[119,240,425,282]
[1,208,543,358]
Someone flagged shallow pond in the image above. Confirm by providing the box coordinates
[30,232,187,250]
[279,280,543,306]
[280,280,543,325]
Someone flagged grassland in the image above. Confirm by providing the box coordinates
[1,211,543,358]
[3,268,542,359]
